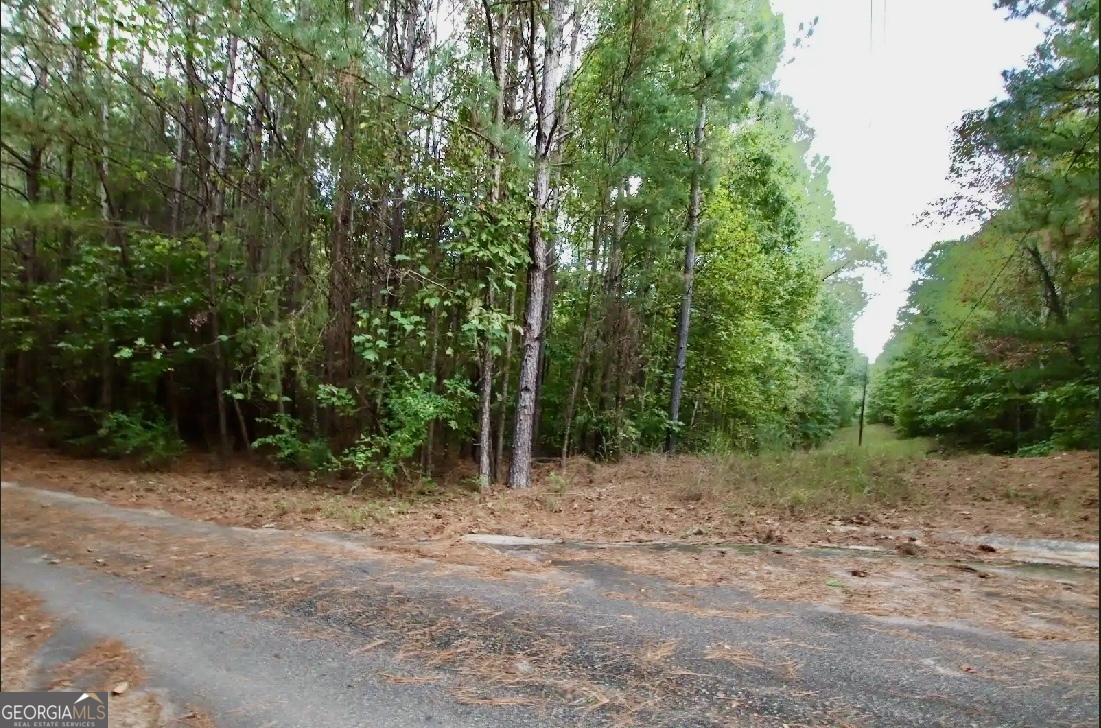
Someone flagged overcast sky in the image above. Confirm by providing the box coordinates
[769,0,1045,360]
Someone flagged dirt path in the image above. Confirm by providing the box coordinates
[2,481,1098,727]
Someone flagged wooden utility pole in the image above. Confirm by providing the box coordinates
[858,359,869,447]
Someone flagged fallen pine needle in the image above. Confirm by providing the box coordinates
[348,639,388,655]
[453,693,536,706]
[380,673,446,684]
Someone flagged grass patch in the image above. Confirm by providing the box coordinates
[819,424,935,458]
[710,425,936,517]
[317,495,427,527]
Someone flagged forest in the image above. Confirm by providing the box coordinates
[868,0,1099,456]
[1,0,1095,493]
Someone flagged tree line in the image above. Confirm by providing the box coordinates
[1,0,883,486]
[869,0,1098,455]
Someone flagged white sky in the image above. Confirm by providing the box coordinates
[770,0,1045,360]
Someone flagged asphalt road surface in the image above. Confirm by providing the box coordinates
[1,482,1097,727]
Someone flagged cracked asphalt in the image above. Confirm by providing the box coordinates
[1,482,1097,727]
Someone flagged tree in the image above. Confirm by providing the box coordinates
[666,0,781,452]
[508,0,572,488]
[875,0,1098,454]
[0,0,884,479]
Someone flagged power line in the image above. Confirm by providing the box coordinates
[868,1,874,130]
[931,235,1026,360]
[870,0,887,52]
[869,0,874,55]
[868,0,887,131]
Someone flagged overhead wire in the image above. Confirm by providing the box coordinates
[868,1,873,129]
[869,0,874,54]
[868,0,886,130]
[930,234,1027,360]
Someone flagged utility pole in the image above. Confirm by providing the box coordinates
[858,358,869,447]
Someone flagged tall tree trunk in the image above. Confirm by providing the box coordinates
[561,213,604,465]
[376,0,419,438]
[421,98,444,477]
[442,303,462,464]
[326,77,358,402]
[170,115,187,236]
[531,254,556,450]
[598,185,627,415]
[531,5,580,456]
[203,28,238,458]
[666,95,707,454]
[509,0,566,488]
[421,291,442,476]
[493,16,526,483]
[326,0,366,445]
[95,31,119,418]
[478,0,510,487]
[494,285,516,483]
[246,68,268,276]
[1025,242,1082,364]
[385,0,419,306]
[477,286,496,484]
[212,34,238,234]
[61,141,75,262]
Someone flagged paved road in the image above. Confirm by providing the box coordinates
[1,483,1097,727]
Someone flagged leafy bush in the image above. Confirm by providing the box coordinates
[341,373,474,486]
[82,411,186,469]
[1015,440,1054,457]
[253,414,337,472]
[1047,381,1099,451]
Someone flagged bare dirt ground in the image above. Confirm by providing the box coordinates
[2,435,1096,562]
[0,587,216,727]
[1,589,53,692]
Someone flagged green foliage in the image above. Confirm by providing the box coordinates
[315,385,357,416]
[1044,381,1100,451]
[717,431,929,517]
[82,411,186,469]
[1,0,882,477]
[253,414,338,472]
[871,1,1098,455]
[341,374,475,484]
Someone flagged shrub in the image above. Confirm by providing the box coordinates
[83,411,185,469]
